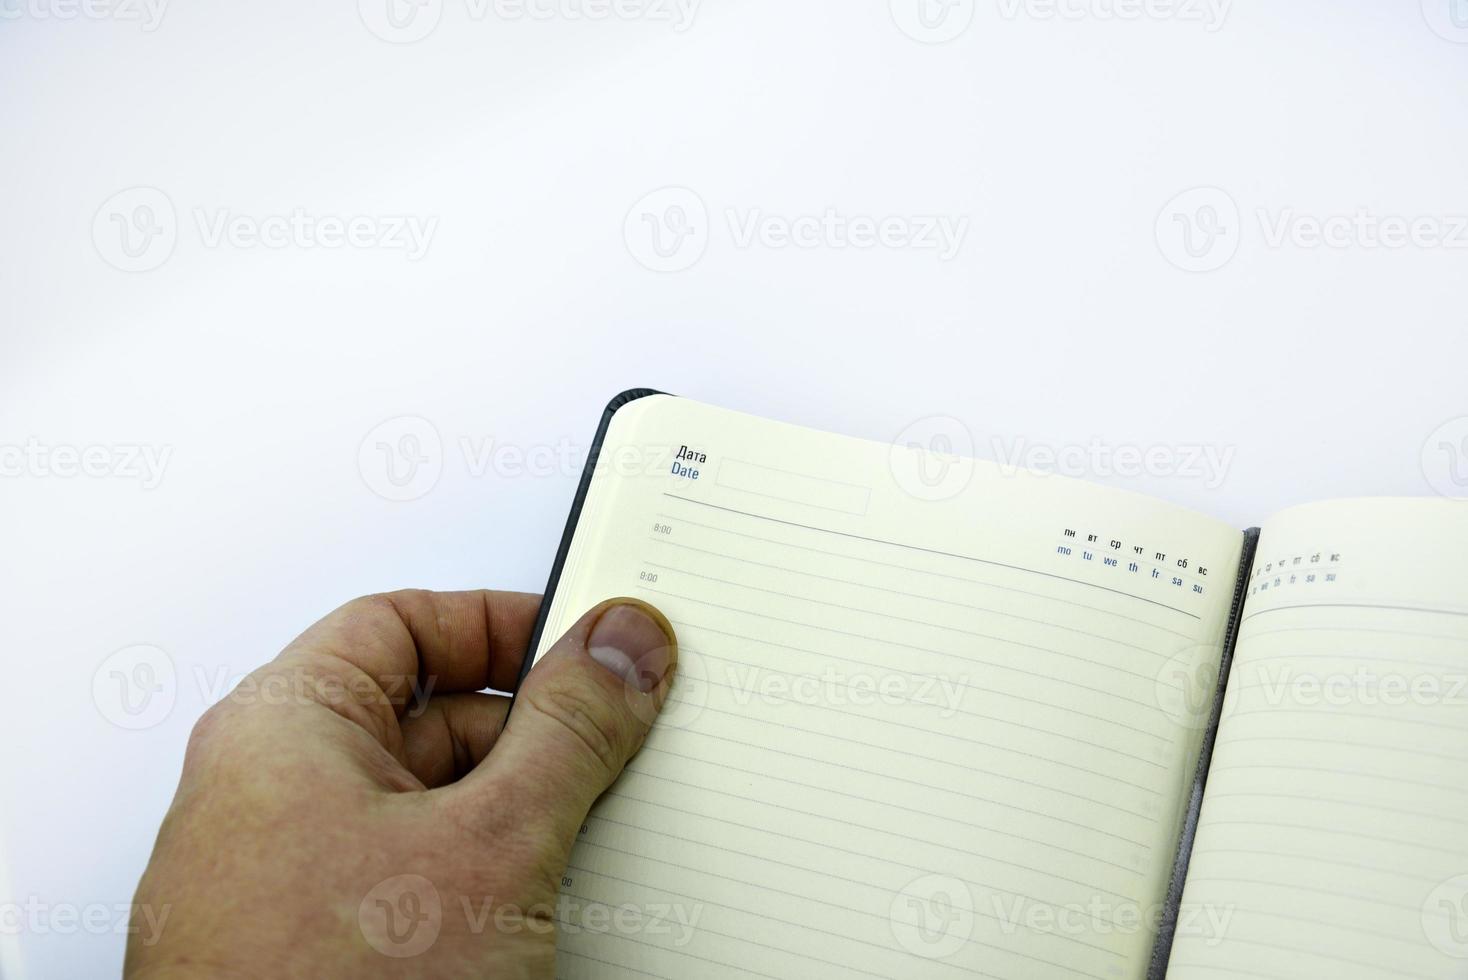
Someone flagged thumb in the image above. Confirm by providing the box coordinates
[475,598,677,852]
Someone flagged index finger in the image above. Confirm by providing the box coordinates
[280,589,541,708]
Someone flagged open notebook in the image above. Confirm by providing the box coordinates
[514,390,1468,980]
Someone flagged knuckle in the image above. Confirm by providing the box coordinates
[180,698,257,781]
[341,588,430,618]
[523,680,633,783]
[185,700,232,755]
[187,688,258,744]
[342,591,406,619]
[344,591,390,612]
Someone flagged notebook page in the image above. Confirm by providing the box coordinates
[1167,498,1468,979]
[532,395,1246,980]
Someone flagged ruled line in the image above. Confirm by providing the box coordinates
[666,682,1162,791]
[652,712,1158,836]
[641,586,1166,710]
[593,793,1138,920]
[574,839,1116,974]
[1243,624,1468,644]
[662,512,1196,639]
[1182,876,1447,919]
[1167,964,1292,980]
[643,729,1152,846]
[1201,790,1468,828]
[559,948,685,980]
[1199,819,1468,859]
[1232,650,1468,672]
[651,537,1173,659]
[650,560,1174,676]
[635,744,1151,863]
[688,654,1165,769]
[1218,903,1431,949]
[661,494,1201,619]
[1220,706,1468,736]
[561,879,1016,980]
[644,696,1155,818]
[1242,601,1468,623]
[1169,935,1435,980]
[1190,845,1443,886]
[1211,762,1468,797]
[557,910,807,980]
[1220,734,1468,766]
[676,618,1173,743]
[609,771,1140,899]
[582,816,1119,951]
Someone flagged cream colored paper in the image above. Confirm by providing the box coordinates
[536,395,1246,980]
[1168,499,1468,980]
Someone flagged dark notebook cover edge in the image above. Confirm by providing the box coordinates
[1147,526,1261,978]
[511,388,668,696]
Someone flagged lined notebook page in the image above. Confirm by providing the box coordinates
[1168,499,1468,979]
[532,395,1246,980]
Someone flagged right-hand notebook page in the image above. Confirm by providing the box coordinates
[1167,498,1468,979]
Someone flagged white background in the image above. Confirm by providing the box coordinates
[2,0,1466,975]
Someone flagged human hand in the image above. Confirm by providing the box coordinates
[126,590,677,979]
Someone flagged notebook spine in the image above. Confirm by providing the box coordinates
[512,388,667,695]
[1148,526,1260,979]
